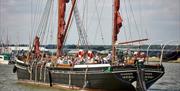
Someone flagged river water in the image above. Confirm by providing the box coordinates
[0,63,180,91]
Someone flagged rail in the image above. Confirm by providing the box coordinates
[146,40,179,65]
[146,40,163,64]
[159,40,179,65]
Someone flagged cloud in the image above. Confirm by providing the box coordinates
[0,0,49,44]
[118,0,180,44]
[0,0,179,45]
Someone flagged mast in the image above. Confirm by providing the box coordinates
[57,0,76,57]
[57,0,66,57]
[112,0,123,63]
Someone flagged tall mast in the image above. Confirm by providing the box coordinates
[57,0,76,57]
[57,0,66,57]
[112,0,123,63]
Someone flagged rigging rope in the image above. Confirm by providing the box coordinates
[73,1,89,49]
[64,13,74,47]
[93,0,106,45]
[124,0,133,43]
[81,0,89,47]
[36,0,52,44]
[30,0,44,49]
[139,0,143,34]
[30,0,44,47]
[29,0,56,57]
[128,0,141,41]
[43,0,54,45]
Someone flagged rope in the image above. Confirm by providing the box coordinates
[122,26,128,42]
[37,0,52,41]
[34,0,44,37]
[128,0,141,42]
[138,0,144,36]
[93,0,106,45]
[30,0,44,48]
[42,0,54,45]
[64,15,74,46]
[73,1,89,49]
[29,0,52,48]
[124,0,133,42]
[80,1,89,48]
[83,66,88,89]
[47,0,55,45]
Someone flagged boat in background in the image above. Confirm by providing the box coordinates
[0,53,11,64]
[163,48,180,61]
[0,43,12,64]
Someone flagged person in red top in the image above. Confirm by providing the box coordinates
[87,51,94,60]
[78,49,84,59]
[33,36,40,58]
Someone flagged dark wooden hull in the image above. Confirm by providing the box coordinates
[14,60,164,90]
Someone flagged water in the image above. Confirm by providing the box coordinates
[148,63,180,91]
[0,64,70,91]
[0,63,180,91]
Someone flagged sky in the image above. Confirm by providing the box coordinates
[0,0,180,45]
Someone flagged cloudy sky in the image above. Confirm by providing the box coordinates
[0,0,180,45]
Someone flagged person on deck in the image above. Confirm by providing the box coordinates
[106,52,112,63]
[74,50,85,64]
[133,51,140,64]
[78,49,84,59]
[94,53,100,63]
[56,57,63,64]
[139,52,146,63]
[87,51,94,60]
[87,50,95,63]
[133,51,146,66]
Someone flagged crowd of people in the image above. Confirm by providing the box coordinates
[56,50,112,66]
[122,49,147,65]
[18,49,147,66]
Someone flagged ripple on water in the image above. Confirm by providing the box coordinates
[1,63,180,91]
[148,63,180,91]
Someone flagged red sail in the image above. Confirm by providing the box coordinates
[114,0,122,41]
[57,0,67,57]
[57,0,75,57]
[34,36,40,58]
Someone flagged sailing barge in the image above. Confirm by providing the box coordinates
[13,0,164,90]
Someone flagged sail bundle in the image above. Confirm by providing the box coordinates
[114,0,123,41]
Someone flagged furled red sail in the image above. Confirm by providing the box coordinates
[114,0,122,41]
[34,36,40,58]
[57,0,69,57]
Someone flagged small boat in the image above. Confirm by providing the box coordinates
[0,53,11,64]
[13,0,165,91]
[163,50,180,61]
